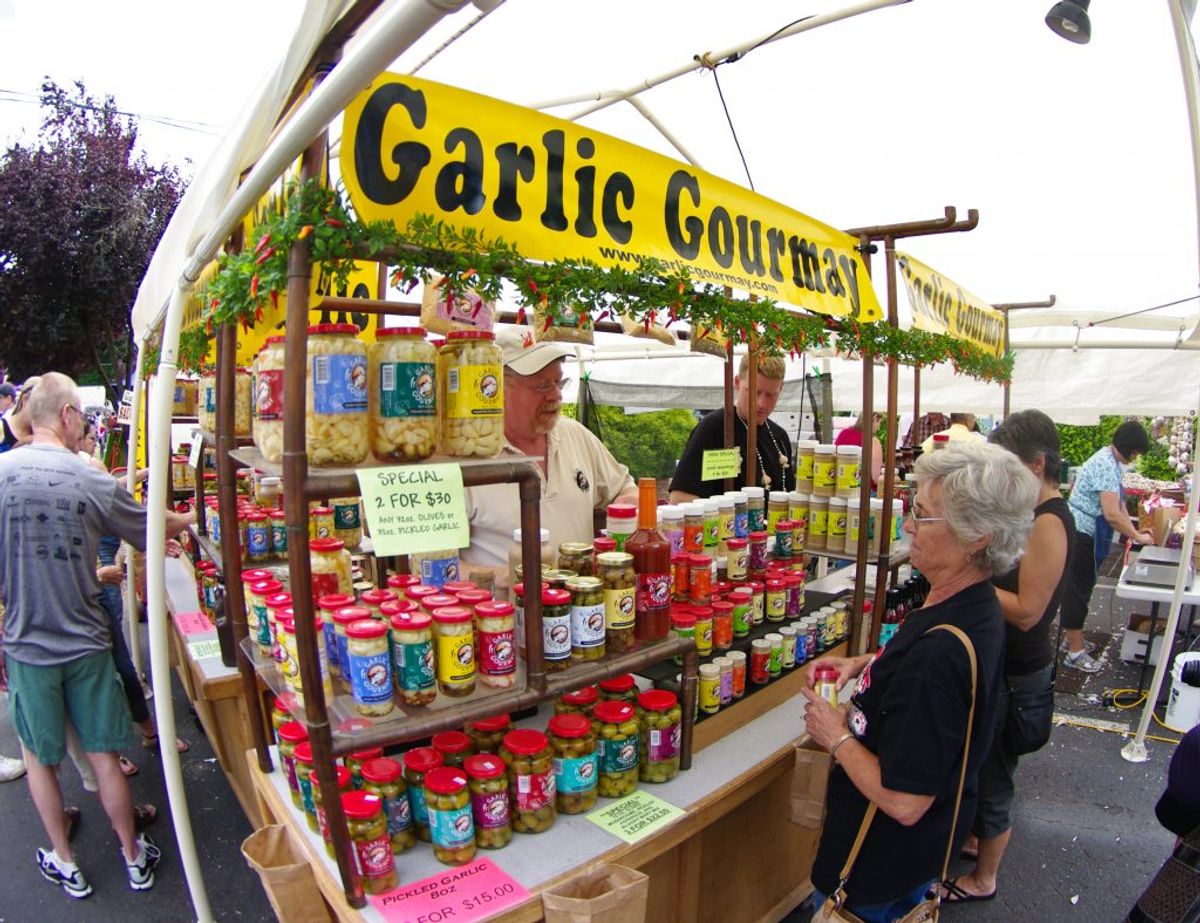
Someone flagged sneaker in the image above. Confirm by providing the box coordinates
[37,848,92,899]
[0,754,27,782]
[1060,639,1096,655]
[1064,650,1102,673]
[124,833,161,891]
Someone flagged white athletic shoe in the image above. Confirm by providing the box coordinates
[0,755,27,782]
[124,833,162,891]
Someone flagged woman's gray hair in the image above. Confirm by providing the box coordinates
[914,441,1039,576]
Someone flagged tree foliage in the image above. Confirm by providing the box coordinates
[564,402,698,480]
[0,80,184,399]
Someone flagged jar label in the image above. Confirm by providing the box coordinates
[729,548,748,579]
[419,554,460,589]
[311,571,340,602]
[543,612,572,661]
[775,532,793,558]
[766,508,786,535]
[699,677,720,712]
[472,789,511,829]
[748,539,767,571]
[769,645,783,674]
[554,754,598,793]
[352,832,394,880]
[479,627,516,675]
[427,803,474,849]
[836,461,861,491]
[703,516,719,547]
[396,638,436,691]
[384,794,412,835]
[767,592,787,619]
[256,609,273,649]
[311,353,368,414]
[434,289,492,329]
[435,633,476,685]
[255,368,284,420]
[204,384,216,414]
[719,671,733,703]
[323,620,339,667]
[732,600,752,635]
[814,459,836,490]
[697,621,713,654]
[270,522,287,554]
[718,511,734,542]
[349,650,392,704]
[810,509,828,536]
[336,631,351,678]
[598,736,639,773]
[682,524,703,554]
[248,524,269,555]
[515,769,555,811]
[798,453,815,482]
[409,785,429,825]
[281,753,299,793]
[298,773,316,817]
[751,592,764,625]
[604,587,635,631]
[636,573,670,616]
[570,603,606,649]
[379,361,435,418]
[747,506,765,533]
[445,363,503,419]
[648,726,681,762]
[830,512,847,536]
[317,804,330,841]
[333,501,361,530]
[734,509,749,538]
[667,527,684,555]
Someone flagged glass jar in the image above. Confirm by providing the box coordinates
[812,444,836,498]
[682,502,705,555]
[566,576,605,662]
[263,593,293,661]
[432,730,475,769]
[728,649,747,698]
[431,606,475,696]
[311,766,353,859]
[306,323,369,467]
[795,440,818,493]
[807,495,829,551]
[368,326,436,462]
[410,549,462,589]
[475,600,517,688]
[835,445,862,499]
[555,685,598,718]
[310,537,353,600]
[726,538,748,582]
[774,520,794,562]
[293,742,318,830]
[244,511,269,564]
[199,370,216,432]
[344,747,384,788]
[767,490,789,535]
[331,605,368,690]
[691,605,713,658]
[403,747,444,842]
[360,757,415,853]
[789,492,809,550]
[266,510,287,561]
[252,336,285,462]
[330,497,362,548]
[699,663,720,714]
[557,542,594,578]
[270,694,295,744]
[593,701,640,798]
[465,713,514,755]
[341,790,398,894]
[603,503,636,553]
[277,721,309,808]
[233,367,252,436]
[598,673,638,704]
[281,616,333,708]
[637,691,681,783]
[672,611,696,665]
[710,600,734,652]
[309,505,334,542]
[247,578,283,657]
[346,619,394,717]
[465,754,512,850]
[828,498,848,553]
[596,551,636,654]
[358,588,397,623]
[743,486,765,533]
[437,330,504,458]
[688,554,712,606]
[507,528,554,602]
[541,587,572,672]
[729,587,753,638]
[424,767,475,865]
[548,714,598,814]
[500,729,556,834]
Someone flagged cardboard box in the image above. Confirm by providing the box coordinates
[1119,612,1167,666]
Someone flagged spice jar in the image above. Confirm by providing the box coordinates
[728,650,747,698]
[714,655,733,705]
[828,498,848,554]
[277,721,309,809]
[835,445,862,499]
[605,503,637,552]
[729,587,753,638]
[346,620,394,717]
[465,713,514,755]
[555,686,598,718]
[716,495,735,557]
[688,554,713,606]
[764,632,784,676]
[540,587,572,673]
[431,606,476,697]
[306,323,369,467]
[311,766,354,858]
[341,791,398,894]
[500,730,556,833]
[432,730,475,769]
[403,747,444,842]
[596,551,636,653]
[671,553,691,604]
[252,336,285,462]
[785,573,806,618]
[682,502,705,554]
[566,576,605,662]
[774,520,794,562]
[765,577,787,623]
[767,490,789,535]
[475,600,517,688]
[702,499,720,550]
[661,505,685,555]
[699,663,720,714]
[748,530,768,578]
[368,326,436,462]
[598,673,638,705]
[464,754,512,850]
[637,690,681,783]
[789,492,809,549]
[593,701,640,798]
[437,330,504,458]
[807,495,829,551]
[710,600,734,652]
[691,605,714,658]
[847,497,862,552]
[547,714,598,814]
[750,639,771,684]
[743,486,766,533]
[779,625,799,670]
[672,611,696,665]
[795,440,818,493]
[360,757,415,854]
[726,538,748,581]
[310,537,353,600]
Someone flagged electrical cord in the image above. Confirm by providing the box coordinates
[1107,687,1184,737]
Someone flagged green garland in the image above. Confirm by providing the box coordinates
[196,179,1013,384]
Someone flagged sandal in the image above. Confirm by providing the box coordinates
[133,803,158,830]
[142,734,190,754]
[118,755,140,778]
[936,877,997,904]
[64,806,81,842]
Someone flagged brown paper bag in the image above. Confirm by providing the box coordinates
[1151,506,1181,546]
[241,825,334,923]
[542,864,649,923]
[790,742,832,829]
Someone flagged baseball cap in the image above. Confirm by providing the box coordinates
[0,383,15,399]
[494,326,570,376]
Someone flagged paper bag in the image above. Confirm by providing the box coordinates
[542,864,649,923]
[241,825,334,923]
[1151,506,1181,546]
[420,275,495,335]
[790,742,832,830]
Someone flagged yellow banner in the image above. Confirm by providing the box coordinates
[895,252,1006,357]
[341,74,880,321]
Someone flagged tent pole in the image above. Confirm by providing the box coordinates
[724,333,735,493]
[992,296,1055,416]
[125,352,146,680]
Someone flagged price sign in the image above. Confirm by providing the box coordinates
[187,639,222,660]
[174,611,214,637]
[701,448,741,481]
[371,856,531,922]
[356,463,470,557]
[188,437,204,471]
[586,790,685,844]
[121,389,134,406]
[116,402,133,427]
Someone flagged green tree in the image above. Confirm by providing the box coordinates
[563,403,698,479]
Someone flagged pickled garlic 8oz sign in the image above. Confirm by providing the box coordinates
[896,252,1006,357]
[342,74,881,321]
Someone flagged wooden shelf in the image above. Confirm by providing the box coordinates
[802,543,910,567]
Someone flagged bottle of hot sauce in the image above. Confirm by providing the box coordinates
[625,478,671,642]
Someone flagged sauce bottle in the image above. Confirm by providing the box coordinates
[624,477,671,642]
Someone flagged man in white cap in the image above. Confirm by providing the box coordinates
[461,327,637,583]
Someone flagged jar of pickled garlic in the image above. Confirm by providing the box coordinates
[317,593,355,679]
[465,713,514,755]
[341,790,398,894]
[310,537,353,600]
[432,730,475,769]
[437,330,504,458]
[245,511,270,564]
[500,729,556,834]
[233,366,252,436]
[555,685,599,718]
[465,754,512,850]
[596,552,636,654]
[475,600,516,688]
[263,593,293,661]
[346,619,394,717]
[431,606,475,697]
[280,616,333,708]
[252,336,285,462]
[369,327,437,462]
[331,497,362,548]
[403,747,444,842]
[199,371,216,432]
[388,610,436,706]
[598,673,638,705]
[424,767,476,866]
[548,714,598,815]
[311,766,353,858]
[361,757,415,853]
[541,588,572,673]
[246,578,283,656]
[267,510,287,561]
[306,323,369,467]
[637,690,682,783]
[593,701,640,799]
[277,721,309,809]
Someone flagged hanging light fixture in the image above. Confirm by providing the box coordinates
[1045,0,1092,43]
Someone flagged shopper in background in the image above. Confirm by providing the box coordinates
[918,411,987,455]
[0,382,15,414]
[1061,420,1153,672]
[834,413,884,489]
[934,410,1076,903]
[0,376,40,453]
[800,442,1036,922]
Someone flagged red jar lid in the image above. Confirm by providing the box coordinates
[690,605,713,618]
[380,599,418,618]
[592,701,635,724]
[638,690,678,712]
[263,335,286,346]
[815,665,839,679]
[562,686,598,706]
[432,730,472,756]
[784,574,803,586]
[776,519,793,531]
[241,568,274,584]
[445,329,495,341]
[294,742,314,764]
[387,574,421,590]
[670,553,691,565]
[277,721,308,743]
[689,554,713,568]
[197,561,216,574]
[464,754,506,781]
[390,611,432,632]
[245,511,267,522]
[729,586,752,599]
[441,581,477,595]
[512,582,549,599]
[542,588,571,606]
[359,756,403,785]
[710,600,733,615]
[672,612,697,628]
[345,619,387,640]
[340,790,384,820]
[766,578,786,589]
[430,606,472,624]
[265,593,293,610]
[403,747,444,774]
[309,537,346,552]
[249,579,283,596]
[309,765,353,790]
[360,588,398,607]
[547,714,592,739]
[269,509,286,520]
[599,674,636,694]
[749,531,768,541]
[307,323,360,336]
[421,594,459,611]
[607,504,636,520]
[502,729,549,756]
[727,538,747,549]
[475,601,514,619]
[317,593,356,611]
[454,589,492,607]
[311,506,334,517]
[714,580,732,596]
[276,609,295,625]
[376,326,427,338]
[593,537,617,553]
[348,746,384,763]
[749,580,765,592]
[405,584,438,601]
[424,766,468,795]
[334,605,372,625]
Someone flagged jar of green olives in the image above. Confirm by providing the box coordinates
[277,721,309,809]
[592,701,640,798]
[432,730,475,768]
[464,713,513,755]
[566,576,605,662]
[293,742,318,831]
[541,588,573,673]
[311,766,353,858]
[555,685,598,718]
[344,746,383,788]
[403,747,444,842]
[597,552,636,653]
[424,767,476,866]
[558,542,594,577]
[341,790,398,894]
[465,754,512,850]
[499,729,556,834]
[360,757,415,854]
[548,714,598,814]
[598,673,638,705]
[637,690,682,783]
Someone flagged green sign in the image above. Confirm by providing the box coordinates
[188,639,222,661]
[356,463,470,556]
[586,791,685,843]
[701,448,741,481]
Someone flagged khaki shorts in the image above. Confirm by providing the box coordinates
[6,651,133,765]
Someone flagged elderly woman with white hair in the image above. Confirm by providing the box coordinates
[800,442,1038,923]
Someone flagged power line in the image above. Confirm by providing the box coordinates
[0,88,222,135]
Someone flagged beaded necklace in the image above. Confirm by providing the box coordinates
[735,407,790,491]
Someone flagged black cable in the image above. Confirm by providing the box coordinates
[1086,294,1200,327]
[720,16,815,64]
[710,69,754,192]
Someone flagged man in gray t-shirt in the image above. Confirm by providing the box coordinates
[0,372,191,898]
